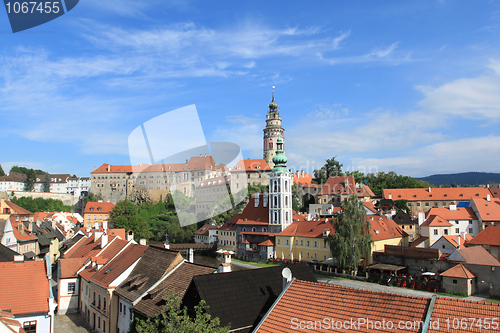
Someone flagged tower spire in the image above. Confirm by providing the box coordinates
[263,87,284,168]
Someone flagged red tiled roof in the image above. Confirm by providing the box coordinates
[98,237,129,260]
[89,243,147,288]
[450,246,500,266]
[65,235,104,259]
[292,172,314,186]
[196,176,230,189]
[227,193,270,225]
[0,261,49,315]
[4,201,33,215]
[420,215,453,227]
[318,176,375,197]
[467,226,500,246]
[428,298,500,333]
[489,186,500,198]
[91,157,217,174]
[278,218,334,238]
[60,257,88,278]
[427,207,477,220]
[10,220,37,241]
[363,201,378,214]
[84,202,115,215]
[472,197,500,221]
[410,236,428,247]
[440,264,475,279]
[441,235,470,249]
[368,215,407,241]
[258,239,275,246]
[231,159,271,172]
[255,279,430,332]
[194,224,220,235]
[240,231,276,236]
[383,187,490,202]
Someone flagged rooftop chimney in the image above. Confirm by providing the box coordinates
[101,234,108,249]
[18,223,24,236]
[418,211,425,226]
[457,236,460,246]
[487,194,491,202]
[139,239,147,246]
[126,230,134,241]
[428,187,431,193]
[449,205,457,211]
[218,251,232,273]
[389,193,392,200]
[187,248,194,263]
[107,165,110,172]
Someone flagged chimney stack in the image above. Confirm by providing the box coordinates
[429,187,431,193]
[457,236,460,246]
[18,223,25,236]
[282,267,292,291]
[188,248,194,263]
[487,194,491,202]
[418,211,425,226]
[126,230,134,241]
[101,234,108,249]
[389,193,392,200]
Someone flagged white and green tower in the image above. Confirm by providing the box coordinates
[268,136,293,233]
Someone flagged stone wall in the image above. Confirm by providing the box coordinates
[8,191,79,206]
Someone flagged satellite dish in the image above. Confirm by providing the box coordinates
[282,267,292,281]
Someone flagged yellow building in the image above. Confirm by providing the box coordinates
[83,202,115,228]
[276,214,408,266]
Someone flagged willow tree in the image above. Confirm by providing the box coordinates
[327,195,372,271]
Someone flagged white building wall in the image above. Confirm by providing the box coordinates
[58,277,80,314]
[117,297,134,333]
[18,314,52,333]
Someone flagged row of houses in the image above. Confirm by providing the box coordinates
[0,172,90,196]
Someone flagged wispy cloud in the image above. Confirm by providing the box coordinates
[317,42,411,65]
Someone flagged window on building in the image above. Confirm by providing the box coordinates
[314,241,317,248]
[295,240,298,245]
[130,310,133,321]
[307,241,310,247]
[23,321,37,333]
[444,229,448,235]
[434,229,438,235]
[401,225,405,229]
[68,282,76,294]
[103,320,106,332]
[307,253,310,258]
[98,317,101,329]
[442,245,445,249]
[469,221,473,225]
[469,228,473,233]
[452,279,457,284]
[93,292,96,305]
[300,240,303,246]
[455,228,459,234]
[314,253,317,259]
[285,239,289,245]
[103,297,106,311]
[277,238,280,245]
[98,294,101,308]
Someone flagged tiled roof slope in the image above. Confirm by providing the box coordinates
[194,224,220,236]
[64,235,104,259]
[318,176,375,197]
[231,159,271,172]
[383,187,490,201]
[467,225,500,246]
[429,298,500,333]
[89,243,147,288]
[4,201,32,215]
[392,210,417,225]
[420,215,453,227]
[256,279,500,333]
[114,246,184,303]
[134,261,215,318]
[59,257,88,278]
[84,202,115,214]
[440,264,475,279]
[91,156,217,174]
[447,246,500,266]
[227,193,270,224]
[472,197,500,221]
[255,279,429,332]
[182,264,316,332]
[427,207,477,220]
[0,261,49,316]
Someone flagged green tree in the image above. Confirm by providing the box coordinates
[345,170,366,184]
[366,171,430,197]
[10,166,47,175]
[24,169,36,191]
[394,199,410,213]
[0,164,5,177]
[327,195,372,271]
[292,184,303,212]
[313,157,344,184]
[131,292,229,333]
[42,174,51,192]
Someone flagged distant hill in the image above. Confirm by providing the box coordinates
[416,172,500,186]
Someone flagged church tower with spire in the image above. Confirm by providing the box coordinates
[263,90,285,169]
[268,136,293,233]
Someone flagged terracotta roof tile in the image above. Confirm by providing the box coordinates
[383,187,490,202]
[427,207,477,220]
[91,157,217,174]
[449,246,500,266]
[0,261,49,315]
[84,202,115,215]
[4,201,33,216]
[256,279,429,332]
[59,257,88,278]
[89,243,147,288]
[420,215,453,227]
[231,159,271,172]
[467,225,500,246]
[472,197,500,222]
[440,264,475,279]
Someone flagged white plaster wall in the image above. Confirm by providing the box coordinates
[117,297,134,333]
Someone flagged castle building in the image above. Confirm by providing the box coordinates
[263,92,285,169]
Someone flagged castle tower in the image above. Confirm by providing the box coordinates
[263,90,285,169]
[269,137,293,233]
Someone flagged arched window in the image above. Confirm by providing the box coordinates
[252,227,256,232]
[263,227,267,232]
[286,211,289,222]
[285,181,288,191]
[242,227,246,232]
[274,212,278,223]
[274,196,278,207]
[273,180,278,192]
[285,196,288,206]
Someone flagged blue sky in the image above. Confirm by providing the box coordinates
[1,1,500,178]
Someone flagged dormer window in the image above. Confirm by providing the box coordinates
[97,207,102,211]
[90,207,94,211]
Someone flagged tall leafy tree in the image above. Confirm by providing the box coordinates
[132,292,229,333]
[24,169,36,191]
[327,195,372,271]
[366,171,429,196]
[0,164,5,176]
[313,157,344,184]
[42,174,51,192]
